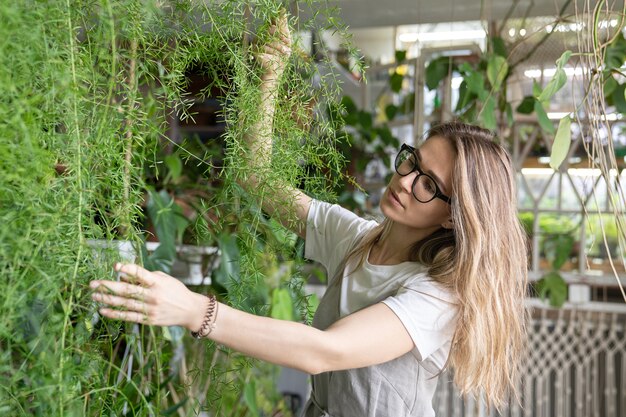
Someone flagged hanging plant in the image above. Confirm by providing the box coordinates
[1,0,353,414]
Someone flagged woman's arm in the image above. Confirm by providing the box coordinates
[243,14,311,238]
[90,264,414,374]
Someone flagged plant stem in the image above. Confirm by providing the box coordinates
[60,1,85,414]
[122,38,138,238]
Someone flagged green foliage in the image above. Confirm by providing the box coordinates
[534,100,555,135]
[550,116,572,170]
[537,50,571,103]
[425,56,454,90]
[425,34,574,136]
[536,271,568,308]
[586,214,622,258]
[2,0,350,415]
[535,214,578,307]
[486,55,508,91]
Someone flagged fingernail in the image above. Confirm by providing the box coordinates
[114,263,121,271]
[89,281,98,288]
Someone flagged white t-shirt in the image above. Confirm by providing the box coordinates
[305,199,458,371]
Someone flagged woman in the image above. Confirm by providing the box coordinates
[90,15,528,416]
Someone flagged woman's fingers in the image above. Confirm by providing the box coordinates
[116,263,156,286]
[264,42,290,56]
[92,291,147,313]
[98,307,148,324]
[90,280,148,300]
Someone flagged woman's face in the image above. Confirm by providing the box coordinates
[380,135,455,235]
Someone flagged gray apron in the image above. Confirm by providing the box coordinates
[301,257,439,417]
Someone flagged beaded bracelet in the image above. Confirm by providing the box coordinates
[191,294,218,339]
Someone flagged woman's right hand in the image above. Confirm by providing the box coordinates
[256,13,292,82]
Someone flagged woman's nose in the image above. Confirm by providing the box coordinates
[397,171,416,193]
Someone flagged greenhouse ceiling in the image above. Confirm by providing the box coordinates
[313,0,586,28]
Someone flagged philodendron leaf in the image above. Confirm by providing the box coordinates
[466,71,485,96]
[534,100,555,134]
[425,56,452,90]
[487,55,508,91]
[549,116,572,170]
[555,49,573,69]
[537,50,572,102]
[481,95,497,130]
[536,271,568,308]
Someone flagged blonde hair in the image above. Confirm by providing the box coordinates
[345,122,528,409]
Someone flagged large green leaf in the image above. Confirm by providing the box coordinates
[213,232,240,288]
[243,380,259,416]
[164,154,182,182]
[425,56,453,90]
[395,49,407,63]
[390,72,403,93]
[340,96,359,125]
[604,32,626,70]
[384,104,398,121]
[612,83,626,113]
[534,100,555,134]
[487,55,508,91]
[537,50,571,102]
[466,70,485,95]
[536,271,568,308]
[376,125,398,147]
[533,81,543,98]
[145,188,190,273]
[604,73,618,97]
[481,95,497,130]
[516,96,535,114]
[549,116,572,170]
[465,70,488,101]
[544,233,575,270]
[491,36,507,57]
[340,95,357,114]
[455,80,471,112]
[555,49,572,69]
[357,110,373,130]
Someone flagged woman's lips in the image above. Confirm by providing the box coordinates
[389,189,405,208]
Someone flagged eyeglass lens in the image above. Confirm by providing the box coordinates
[395,148,439,203]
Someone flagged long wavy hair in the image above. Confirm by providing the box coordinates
[345,122,528,409]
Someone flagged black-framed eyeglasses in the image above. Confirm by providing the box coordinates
[394,143,452,204]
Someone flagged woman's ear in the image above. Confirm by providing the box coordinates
[442,218,454,229]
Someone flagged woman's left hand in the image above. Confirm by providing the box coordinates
[90,263,206,330]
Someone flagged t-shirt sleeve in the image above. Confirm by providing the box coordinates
[305,199,376,278]
[382,278,458,361]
